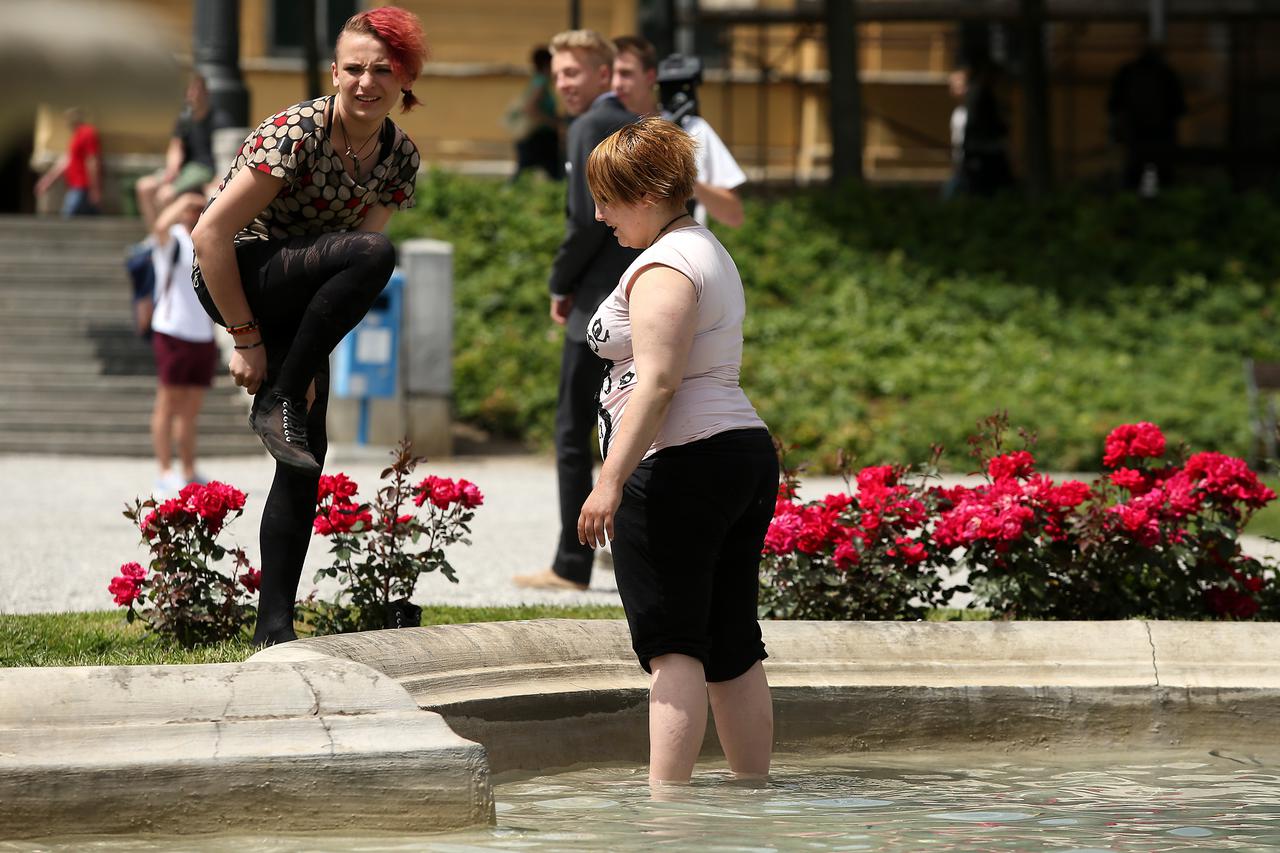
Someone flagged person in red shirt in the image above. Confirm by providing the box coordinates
[35,108,102,216]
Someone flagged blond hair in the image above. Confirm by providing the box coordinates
[587,117,697,208]
[549,29,615,71]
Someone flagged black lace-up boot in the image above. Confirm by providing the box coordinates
[251,393,320,476]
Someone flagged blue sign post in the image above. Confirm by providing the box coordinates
[333,270,403,444]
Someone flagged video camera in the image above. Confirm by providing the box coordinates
[657,53,702,126]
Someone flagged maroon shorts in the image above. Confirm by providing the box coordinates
[152,332,218,387]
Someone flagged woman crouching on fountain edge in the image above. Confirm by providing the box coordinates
[190,7,425,646]
[578,116,779,785]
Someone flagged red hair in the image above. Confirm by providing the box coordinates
[340,6,429,112]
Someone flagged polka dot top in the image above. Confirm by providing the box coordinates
[208,96,419,246]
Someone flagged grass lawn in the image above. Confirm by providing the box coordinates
[1,606,987,667]
[0,605,627,668]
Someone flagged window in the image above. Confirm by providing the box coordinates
[269,0,359,56]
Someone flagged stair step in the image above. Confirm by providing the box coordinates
[0,305,141,321]
[0,216,278,458]
[6,395,248,415]
[0,373,243,391]
[0,339,158,359]
[0,269,131,282]
[0,294,135,311]
[0,214,145,234]
[0,259,129,271]
[0,433,265,457]
[0,411,250,429]
[0,411,251,431]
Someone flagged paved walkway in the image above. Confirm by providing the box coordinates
[2,446,847,615]
[5,448,1275,615]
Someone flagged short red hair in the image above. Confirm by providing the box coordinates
[340,6,429,112]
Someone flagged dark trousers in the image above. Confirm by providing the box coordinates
[514,126,563,181]
[197,231,395,642]
[552,337,604,584]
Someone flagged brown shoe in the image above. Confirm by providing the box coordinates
[513,569,589,591]
[252,392,320,476]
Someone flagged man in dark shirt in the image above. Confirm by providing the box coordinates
[136,74,215,228]
[515,30,638,592]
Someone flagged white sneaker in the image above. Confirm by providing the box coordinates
[155,471,186,498]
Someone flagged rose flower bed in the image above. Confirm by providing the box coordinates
[760,417,1280,621]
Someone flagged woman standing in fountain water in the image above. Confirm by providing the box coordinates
[579,117,778,784]
[191,7,424,646]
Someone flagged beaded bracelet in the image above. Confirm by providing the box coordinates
[233,340,265,351]
[225,319,260,336]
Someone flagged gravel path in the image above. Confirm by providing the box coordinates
[1,447,845,615]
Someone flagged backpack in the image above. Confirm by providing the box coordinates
[125,240,180,340]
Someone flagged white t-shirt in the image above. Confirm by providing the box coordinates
[683,116,747,225]
[150,225,214,343]
[950,105,968,164]
[586,225,765,461]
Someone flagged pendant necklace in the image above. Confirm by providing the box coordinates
[649,213,690,248]
[336,111,380,169]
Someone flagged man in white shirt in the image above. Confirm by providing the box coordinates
[611,35,746,228]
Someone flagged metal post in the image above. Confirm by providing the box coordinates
[1019,0,1051,196]
[193,0,249,131]
[569,0,581,30]
[302,0,322,100]
[1148,0,1167,46]
[825,0,863,185]
[674,0,697,57]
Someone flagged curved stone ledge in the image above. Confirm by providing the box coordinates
[0,659,493,840]
[253,620,1280,773]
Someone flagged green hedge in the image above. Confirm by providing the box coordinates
[389,172,1280,472]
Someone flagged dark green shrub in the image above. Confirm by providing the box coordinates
[390,172,1280,472]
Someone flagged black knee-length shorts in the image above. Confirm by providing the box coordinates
[611,427,779,682]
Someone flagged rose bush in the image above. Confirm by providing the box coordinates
[762,415,1279,621]
[952,416,1279,620]
[115,481,258,646]
[759,451,957,620]
[302,439,483,635]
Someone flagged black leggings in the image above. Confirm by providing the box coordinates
[197,231,396,642]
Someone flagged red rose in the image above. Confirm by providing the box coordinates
[823,493,855,513]
[156,498,189,521]
[429,478,462,509]
[833,540,860,569]
[318,473,359,502]
[794,506,834,555]
[763,512,804,555]
[888,537,928,564]
[108,568,143,607]
[1109,468,1150,495]
[413,475,440,507]
[457,479,484,509]
[987,451,1035,481]
[1102,422,1166,468]
[239,567,262,593]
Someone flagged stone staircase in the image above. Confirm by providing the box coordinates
[0,215,261,456]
